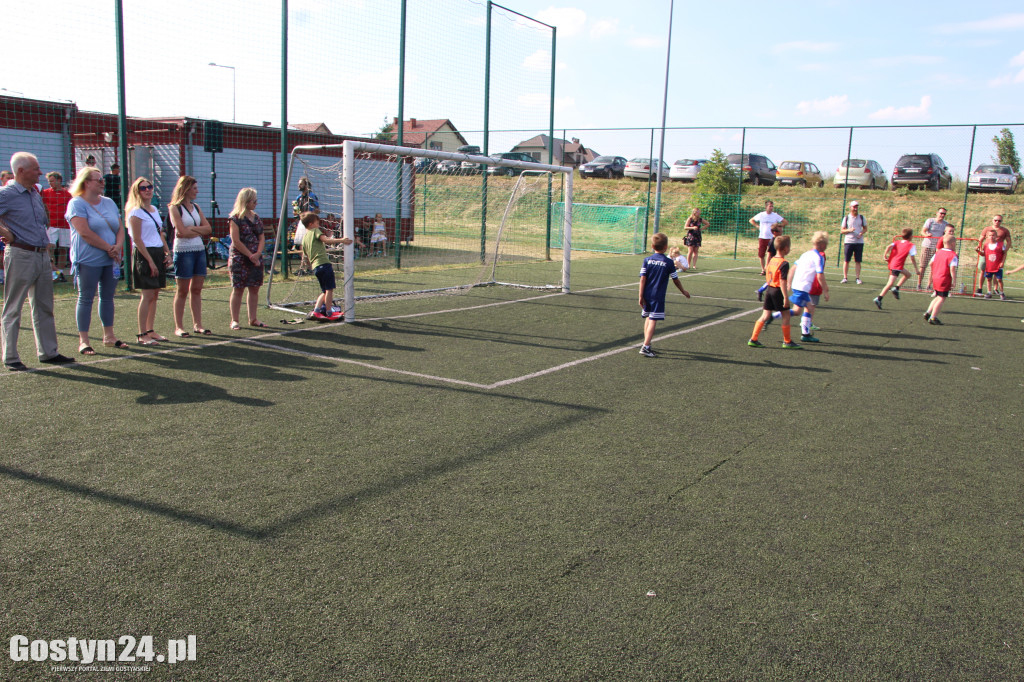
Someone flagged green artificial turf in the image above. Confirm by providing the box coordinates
[1,254,1022,680]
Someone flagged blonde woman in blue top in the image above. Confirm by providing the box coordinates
[65,166,127,355]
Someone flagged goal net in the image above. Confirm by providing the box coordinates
[908,235,981,296]
[550,202,647,254]
[266,141,572,320]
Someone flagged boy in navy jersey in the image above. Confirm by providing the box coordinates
[638,232,690,357]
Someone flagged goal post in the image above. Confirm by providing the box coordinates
[266,140,573,321]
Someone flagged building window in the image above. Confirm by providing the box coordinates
[430,141,442,150]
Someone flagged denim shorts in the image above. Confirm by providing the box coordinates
[173,249,207,279]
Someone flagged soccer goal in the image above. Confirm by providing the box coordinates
[266,141,573,320]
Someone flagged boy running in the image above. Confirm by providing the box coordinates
[749,235,801,349]
[873,228,919,309]
[638,233,690,357]
[787,231,830,343]
[924,235,958,325]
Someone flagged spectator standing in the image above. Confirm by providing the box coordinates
[41,171,72,281]
[227,188,267,330]
[917,207,952,289]
[126,177,172,346]
[168,176,213,337]
[103,163,123,209]
[66,165,129,354]
[291,177,318,275]
[683,207,709,270]
[749,200,787,275]
[0,152,75,370]
[839,200,868,284]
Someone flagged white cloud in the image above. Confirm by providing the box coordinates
[1011,50,1024,67]
[771,41,838,55]
[590,19,619,39]
[988,68,1024,87]
[932,13,1024,34]
[627,35,663,49]
[795,95,850,117]
[535,7,587,38]
[868,95,932,121]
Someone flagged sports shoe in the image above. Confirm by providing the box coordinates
[840,278,848,284]
[856,278,863,285]
[756,289,763,302]
[929,317,943,325]
[639,346,656,357]
[984,292,992,299]
[781,341,803,349]
[999,292,1007,301]
[799,334,820,343]
[891,288,900,300]
[747,339,764,348]
[923,311,931,321]
[873,297,882,309]
[809,324,821,331]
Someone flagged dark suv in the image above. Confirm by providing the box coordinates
[891,153,951,191]
[727,153,777,185]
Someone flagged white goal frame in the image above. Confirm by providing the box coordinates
[268,140,573,321]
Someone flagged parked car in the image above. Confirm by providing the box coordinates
[457,144,484,172]
[967,164,1018,194]
[412,157,437,174]
[486,152,536,176]
[579,155,627,179]
[726,153,776,185]
[435,159,461,174]
[833,159,888,190]
[891,153,951,191]
[624,157,670,180]
[776,161,824,187]
[668,159,708,182]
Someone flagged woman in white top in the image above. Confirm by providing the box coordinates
[126,177,172,345]
[167,175,213,336]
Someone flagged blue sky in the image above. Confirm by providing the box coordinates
[4,1,1023,176]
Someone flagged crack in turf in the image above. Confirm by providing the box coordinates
[666,458,732,501]
[557,549,603,579]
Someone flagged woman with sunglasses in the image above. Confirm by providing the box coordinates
[126,178,172,345]
[65,165,127,355]
[167,175,213,336]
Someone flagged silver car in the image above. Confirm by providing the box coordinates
[968,164,1018,194]
[624,157,670,180]
[833,159,888,190]
[668,159,707,182]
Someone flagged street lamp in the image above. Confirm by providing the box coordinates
[207,62,236,123]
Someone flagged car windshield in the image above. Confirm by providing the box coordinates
[897,155,931,168]
[780,162,803,170]
[592,156,615,163]
[841,160,867,168]
[975,165,1012,174]
[674,159,697,166]
[628,158,650,164]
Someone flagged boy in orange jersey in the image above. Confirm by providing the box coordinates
[924,234,959,325]
[748,235,801,349]
[873,227,919,309]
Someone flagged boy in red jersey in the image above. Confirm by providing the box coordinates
[977,230,1009,300]
[873,227,919,309]
[924,235,959,325]
[748,235,801,349]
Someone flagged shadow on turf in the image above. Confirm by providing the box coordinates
[130,342,334,379]
[3,367,607,540]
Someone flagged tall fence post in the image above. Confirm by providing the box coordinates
[733,127,746,259]
[838,126,853,266]
[114,0,131,290]
[480,0,492,265]
[279,0,289,278]
[959,126,977,241]
[545,26,556,261]
[643,127,653,250]
[393,0,407,269]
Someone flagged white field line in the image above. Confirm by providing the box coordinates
[0,266,753,384]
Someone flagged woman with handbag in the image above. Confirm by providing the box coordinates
[126,177,172,345]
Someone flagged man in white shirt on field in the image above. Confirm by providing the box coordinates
[749,200,787,275]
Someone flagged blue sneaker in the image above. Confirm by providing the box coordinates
[799,334,820,343]
[782,341,803,349]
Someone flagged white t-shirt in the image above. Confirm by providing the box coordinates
[672,254,689,271]
[129,206,165,248]
[753,211,784,239]
[791,249,824,293]
[172,203,205,253]
[841,214,866,244]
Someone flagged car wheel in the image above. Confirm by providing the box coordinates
[798,179,807,187]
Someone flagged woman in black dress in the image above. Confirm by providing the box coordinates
[683,207,710,270]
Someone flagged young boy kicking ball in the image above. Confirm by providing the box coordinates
[873,227,919,309]
[299,211,352,320]
[787,231,830,343]
[638,233,690,357]
[924,234,958,325]
[749,235,801,349]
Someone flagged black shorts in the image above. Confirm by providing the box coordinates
[844,243,864,263]
[763,286,786,312]
[890,269,906,277]
[132,246,167,290]
[314,263,336,292]
[934,289,950,298]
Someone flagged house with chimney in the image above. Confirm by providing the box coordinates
[509,135,598,168]
[392,118,468,152]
